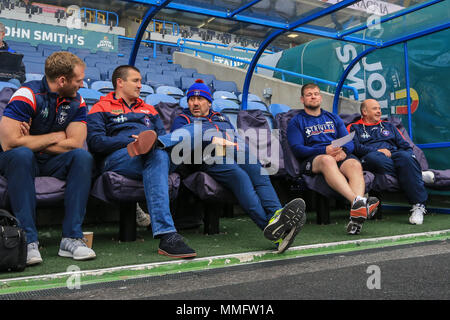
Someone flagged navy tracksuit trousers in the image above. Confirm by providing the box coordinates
[0,147,93,244]
[361,150,427,205]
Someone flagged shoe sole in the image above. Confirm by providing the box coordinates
[264,198,306,241]
[158,248,197,259]
[26,257,43,266]
[409,218,423,225]
[367,198,380,219]
[346,219,363,235]
[277,222,303,254]
[127,130,157,157]
[58,249,96,260]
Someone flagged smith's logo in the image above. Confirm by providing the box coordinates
[97,36,114,50]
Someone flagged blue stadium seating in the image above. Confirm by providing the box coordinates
[84,68,102,86]
[140,84,154,97]
[213,90,239,103]
[178,68,197,77]
[269,103,291,117]
[145,93,177,105]
[25,73,44,82]
[212,99,240,113]
[23,56,45,64]
[212,79,238,93]
[0,81,19,91]
[25,62,45,74]
[146,74,176,88]
[179,96,188,109]
[192,72,216,86]
[161,70,187,88]
[247,101,268,112]
[239,93,263,103]
[90,81,114,94]
[156,85,184,100]
[78,88,104,110]
[219,109,239,129]
[180,77,196,91]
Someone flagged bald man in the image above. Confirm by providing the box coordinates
[347,99,428,225]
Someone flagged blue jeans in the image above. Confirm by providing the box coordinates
[200,149,282,230]
[361,150,427,204]
[160,123,282,230]
[0,147,93,244]
[102,147,176,237]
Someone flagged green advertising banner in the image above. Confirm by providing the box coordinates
[0,18,118,52]
[268,29,450,169]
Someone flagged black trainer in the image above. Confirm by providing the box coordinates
[158,233,197,259]
[263,198,306,242]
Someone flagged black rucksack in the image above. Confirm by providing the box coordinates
[0,209,27,272]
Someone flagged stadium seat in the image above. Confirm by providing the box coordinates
[84,56,101,67]
[180,77,196,91]
[84,68,102,86]
[212,90,239,103]
[192,73,215,86]
[140,84,154,98]
[25,73,44,82]
[78,88,104,110]
[239,93,263,103]
[90,81,114,94]
[179,96,188,109]
[145,93,177,106]
[24,62,45,75]
[269,103,291,117]
[247,101,268,112]
[161,71,187,88]
[212,99,240,113]
[23,56,45,64]
[178,68,197,77]
[212,79,238,93]
[0,81,19,91]
[156,85,184,100]
[146,74,176,88]
[219,108,239,129]
[37,44,62,52]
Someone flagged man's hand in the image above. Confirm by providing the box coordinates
[211,136,236,147]
[333,150,347,162]
[377,148,391,158]
[20,121,30,136]
[326,144,342,157]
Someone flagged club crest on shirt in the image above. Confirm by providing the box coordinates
[381,129,390,136]
[144,116,151,127]
[57,104,70,125]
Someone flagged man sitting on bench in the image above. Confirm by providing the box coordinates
[287,83,379,235]
[347,99,428,225]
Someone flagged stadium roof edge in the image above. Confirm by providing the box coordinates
[122,0,449,109]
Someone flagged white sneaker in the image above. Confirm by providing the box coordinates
[136,203,151,227]
[409,204,426,225]
[422,171,435,184]
[58,238,96,260]
[26,241,43,266]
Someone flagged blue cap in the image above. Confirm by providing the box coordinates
[186,79,212,103]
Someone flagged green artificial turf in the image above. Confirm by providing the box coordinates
[1,207,449,281]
